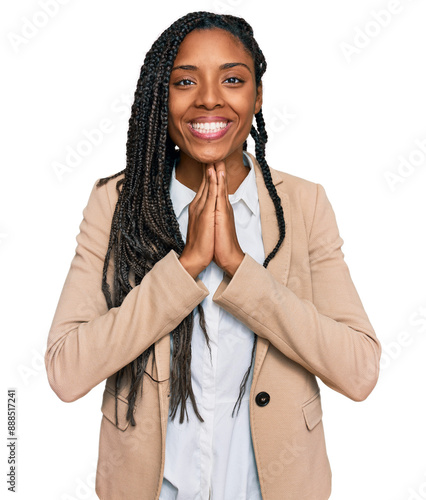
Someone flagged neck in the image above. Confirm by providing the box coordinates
[174,150,249,195]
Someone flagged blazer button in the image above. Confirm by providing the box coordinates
[255,392,270,407]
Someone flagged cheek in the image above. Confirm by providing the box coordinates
[167,105,176,125]
[238,106,256,131]
[167,94,180,123]
[167,108,181,139]
[235,96,257,122]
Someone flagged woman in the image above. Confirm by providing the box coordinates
[45,11,382,500]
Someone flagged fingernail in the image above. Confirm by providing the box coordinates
[221,171,225,178]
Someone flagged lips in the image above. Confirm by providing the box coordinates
[191,121,228,134]
[188,117,232,139]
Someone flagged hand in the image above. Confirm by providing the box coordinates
[179,161,245,279]
[210,162,245,278]
[178,165,216,279]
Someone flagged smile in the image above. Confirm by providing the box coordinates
[188,121,231,139]
[191,121,228,133]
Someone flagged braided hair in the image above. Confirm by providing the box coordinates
[96,11,286,427]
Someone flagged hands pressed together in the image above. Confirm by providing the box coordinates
[178,161,245,280]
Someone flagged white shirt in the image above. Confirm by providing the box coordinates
[159,151,264,500]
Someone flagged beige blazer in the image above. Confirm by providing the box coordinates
[45,152,381,499]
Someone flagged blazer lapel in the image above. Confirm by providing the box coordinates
[248,151,292,385]
[155,152,292,445]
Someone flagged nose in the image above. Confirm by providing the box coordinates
[194,78,224,110]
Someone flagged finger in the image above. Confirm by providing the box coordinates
[214,160,226,178]
[195,166,210,209]
[216,168,227,212]
[206,166,217,211]
[192,166,207,204]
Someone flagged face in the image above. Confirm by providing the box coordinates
[167,28,262,168]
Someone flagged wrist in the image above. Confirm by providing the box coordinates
[224,252,245,278]
[178,255,203,280]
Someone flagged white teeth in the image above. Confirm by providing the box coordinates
[191,121,228,133]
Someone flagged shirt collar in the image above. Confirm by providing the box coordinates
[169,151,258,220]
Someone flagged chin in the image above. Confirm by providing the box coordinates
[189,149,227,165]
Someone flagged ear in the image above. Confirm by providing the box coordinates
[254,81,263,115]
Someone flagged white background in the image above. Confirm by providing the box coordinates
[1,0,426,499]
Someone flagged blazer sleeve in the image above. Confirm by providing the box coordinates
[45,179,209,403]
[212,183,381,401]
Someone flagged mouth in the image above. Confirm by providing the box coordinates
[188,120,231,140]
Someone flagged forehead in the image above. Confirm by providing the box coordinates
[174,28,254,67]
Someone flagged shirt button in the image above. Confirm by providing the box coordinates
[255,391,270,407]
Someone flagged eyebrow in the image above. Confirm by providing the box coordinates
[171,62,252,73]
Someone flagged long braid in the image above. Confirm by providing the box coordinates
[231,109,286,417]
[95,11,286,427]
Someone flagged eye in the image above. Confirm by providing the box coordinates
[224,77,244,84]
[173,79,195,87]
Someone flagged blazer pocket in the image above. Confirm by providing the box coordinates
[100,385,136,432]
[301,390,323,431]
